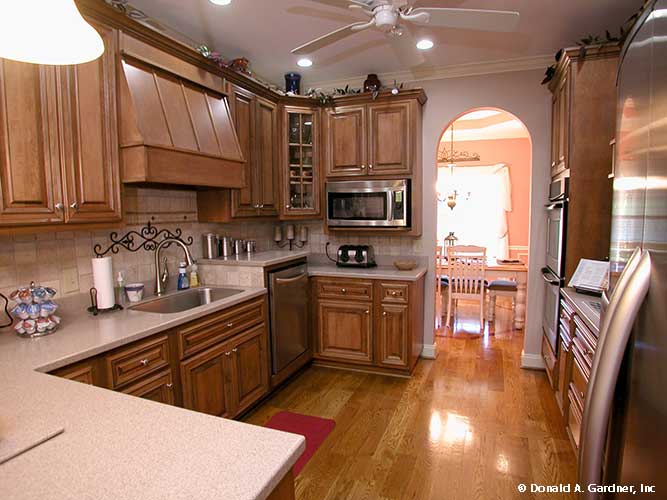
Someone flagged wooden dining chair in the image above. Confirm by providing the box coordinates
[446,245,487,331]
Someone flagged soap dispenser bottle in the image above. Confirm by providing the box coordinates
[177,262,190,290]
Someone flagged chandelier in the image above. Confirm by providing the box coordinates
[437,123,481,166]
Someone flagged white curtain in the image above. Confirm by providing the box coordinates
[437,164,513,259]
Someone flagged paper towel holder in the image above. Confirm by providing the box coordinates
[87,287,123,316]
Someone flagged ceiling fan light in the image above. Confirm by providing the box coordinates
[209,0,232,5]
[0,0,104,65]
[416,39,434,50]
[297,58,313,68]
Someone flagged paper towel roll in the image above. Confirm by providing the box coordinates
[92,256,115,309]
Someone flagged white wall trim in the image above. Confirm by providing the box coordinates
[521,351,546,370]
[421,343,437,359]
[304,54,553,90]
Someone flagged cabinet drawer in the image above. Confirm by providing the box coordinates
[567,387,583,450]
[379,282,409,304]
[53,360,97,385]
[572,334,594,371]
[121,369,176,406]
[542,334,557,387]
[177,297,265,359]
[570,355,588,405]
[106,335,169,389]
[316,279,373,302]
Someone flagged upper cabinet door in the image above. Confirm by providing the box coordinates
[326,105,367,177]
[60,22,121,223]
[368,102,411,175]
[255,97,279,216]
[229,84,259,218]
[0,60,63,226]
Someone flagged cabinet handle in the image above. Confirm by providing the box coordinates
[70,202,79,212]
[580,391,585,400]
[227,322,234,328]
[140,359,149,366]
[232,348,238,353]
[55,202,64,212]
[166,383,174,389]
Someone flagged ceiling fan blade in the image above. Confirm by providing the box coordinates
[410,8,520,32]
[291,22,370,55]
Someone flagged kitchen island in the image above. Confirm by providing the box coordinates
[0,287,304,500]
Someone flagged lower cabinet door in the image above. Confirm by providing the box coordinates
[122,369,176,406]
[180,343,233,418]
[317,300,373,364]
[228,324,269,415]
[377,303,409,368]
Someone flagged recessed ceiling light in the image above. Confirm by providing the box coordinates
[416,39,434,50]
[209,0,231,5]
[297,58,313,68]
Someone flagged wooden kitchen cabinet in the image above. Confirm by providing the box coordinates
[227,324,270,415]
[122,369,177,406]
[0,21,121,227]
[198,85,279,221]
[281,105,321,218]
[377,303,409,369]
[325,105,367,177]
[316,299,374,365]
[180,342,235,418]
[550,70,570,179]
[59,21,121,223]
[367,102,411,175]
[312,276,425,375]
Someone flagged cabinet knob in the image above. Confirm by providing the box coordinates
[140,359,149,366]
[260,204,265,208]
[368,164,373,170]
[70,202,79,212]
[580,391,585,400]
[227,322,234,328]
[341,288,347,293]
[361,164,366,169]
[382,311,387,316]
[225,352,231,357]
[232,348,238,353]
[365,310,370,315]
[166,383,174,389]
[55,203,64,212]
[285,204,291,209]
[391,291,397,296]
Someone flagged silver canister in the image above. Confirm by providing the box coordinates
[233,239,245,255]
[245,240,257,253]
[219,236,234,257]
[202,233,219,259]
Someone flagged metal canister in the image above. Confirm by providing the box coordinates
[233,239,245,255]
[220,236,234,257]
[202,233,219,259]
[245,240,257,253]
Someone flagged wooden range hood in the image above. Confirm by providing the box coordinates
[118,45,245,188]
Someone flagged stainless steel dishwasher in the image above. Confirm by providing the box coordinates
[268,263,310,377]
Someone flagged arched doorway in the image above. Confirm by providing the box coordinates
[434,107,532,336]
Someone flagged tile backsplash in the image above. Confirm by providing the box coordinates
[0,187,425,298]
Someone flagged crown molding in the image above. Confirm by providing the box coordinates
[304,54,554,90]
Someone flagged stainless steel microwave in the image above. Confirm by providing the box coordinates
[326,179,409,228]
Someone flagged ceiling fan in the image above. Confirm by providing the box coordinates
[291,0,520,59]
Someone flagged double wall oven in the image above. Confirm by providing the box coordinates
[542,177,569,353]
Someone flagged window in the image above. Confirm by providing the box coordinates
[437,164,512,259]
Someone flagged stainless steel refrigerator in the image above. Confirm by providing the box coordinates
[578,1,667,498]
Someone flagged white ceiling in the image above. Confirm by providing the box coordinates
[127,0,643,88]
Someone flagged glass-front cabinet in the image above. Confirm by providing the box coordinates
[281,105,320,218]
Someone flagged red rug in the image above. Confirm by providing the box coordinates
[264,411,336,475]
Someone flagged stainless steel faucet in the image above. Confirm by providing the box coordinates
[154,238,195,296]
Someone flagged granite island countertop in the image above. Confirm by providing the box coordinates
[0,286,305,500]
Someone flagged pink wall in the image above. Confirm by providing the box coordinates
[439,136,532,258]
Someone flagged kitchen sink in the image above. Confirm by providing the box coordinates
[129,287,243,314]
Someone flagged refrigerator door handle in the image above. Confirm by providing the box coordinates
[578,251,652,498]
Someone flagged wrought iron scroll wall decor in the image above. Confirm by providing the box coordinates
[93,221,193,258]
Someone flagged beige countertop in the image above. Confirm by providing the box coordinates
[561,287,602,336]
[0,286,305,500]
[199,250,309,268]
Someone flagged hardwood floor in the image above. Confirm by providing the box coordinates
[244,300,576,499]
